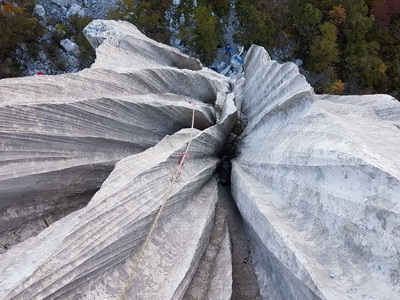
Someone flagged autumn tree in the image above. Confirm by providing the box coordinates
[324,79,345,94]
[329,4,347,25]
[370,0,400,28]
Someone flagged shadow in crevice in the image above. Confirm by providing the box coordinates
[219,184,262,300]
[217,111,247,185]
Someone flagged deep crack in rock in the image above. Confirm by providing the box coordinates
[0,19,399,300]
[217,111,247,185]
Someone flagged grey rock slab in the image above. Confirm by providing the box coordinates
[241,45,313,135]
[0,19,233,258]
[84,20,202,71]
[232,45,400,299]
[123,178,219,300]
[0,95,216,251]
[0,68,230,105]
[0,16,237,295]
[0,117,233,299]
[183,196,233,300]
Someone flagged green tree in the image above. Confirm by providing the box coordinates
[201,0,230,18]
[234,0,276,49]
[192,5,219,65]
[287,1,322,55]
[341,0,374,55]
[344,54,388,93]
[370,25,400,95]
[337,0,389,92]
[68,15,95,68]
[109,0,172,43]
[309,22,340,72]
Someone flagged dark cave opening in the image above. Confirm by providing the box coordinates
[217,111,248,185]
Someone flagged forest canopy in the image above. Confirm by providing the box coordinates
[109,0,400,98]
[234,0,400,96]
[1,0,399,99]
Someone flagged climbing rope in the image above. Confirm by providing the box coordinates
[118,101,196,300]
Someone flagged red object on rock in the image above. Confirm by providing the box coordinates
[178,152,189,166]
[37,72,44,75]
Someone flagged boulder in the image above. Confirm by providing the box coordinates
[38,51,47,61]
[60,38,80,57]
[66,3,86,18]
[33,4,46,18]
[83,20,202,71]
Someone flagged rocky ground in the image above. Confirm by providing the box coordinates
[18,0,117,76]
[20,0,247,78]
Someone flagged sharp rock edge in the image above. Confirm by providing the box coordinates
[232,45,400,300]
[0,19,237,300]
[0,21,398,300]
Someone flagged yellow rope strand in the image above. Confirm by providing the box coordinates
[119,104,196,300]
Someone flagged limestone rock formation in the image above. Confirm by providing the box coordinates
[0,20,399,300]
[0,19,238,300]
[232,45,400,299]
[0,19,230,253]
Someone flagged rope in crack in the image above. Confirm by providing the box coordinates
[119,100,197,300]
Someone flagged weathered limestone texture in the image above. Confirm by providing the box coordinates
[232,45,400,299]
[0,18,235,254]
[1,19,399,300]
[0,19,237,300]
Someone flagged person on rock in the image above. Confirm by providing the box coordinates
[225,44,232,57]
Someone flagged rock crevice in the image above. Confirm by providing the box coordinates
[0,21,399,300]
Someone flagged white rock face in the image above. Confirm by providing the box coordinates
[84,20,202,71]
[232,45,400,299]
[66,3,86,18]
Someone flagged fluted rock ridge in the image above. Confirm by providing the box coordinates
[232,45,400,299]
[0,20,399,300]
[0,19,237,299]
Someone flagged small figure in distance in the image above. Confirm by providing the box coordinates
[225,44,232,57]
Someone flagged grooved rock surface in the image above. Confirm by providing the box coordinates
[0,20,238,299]
[0,19,232,255]
[232,45,400,299]
[0,20,239,299]
[0,20,399,300]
